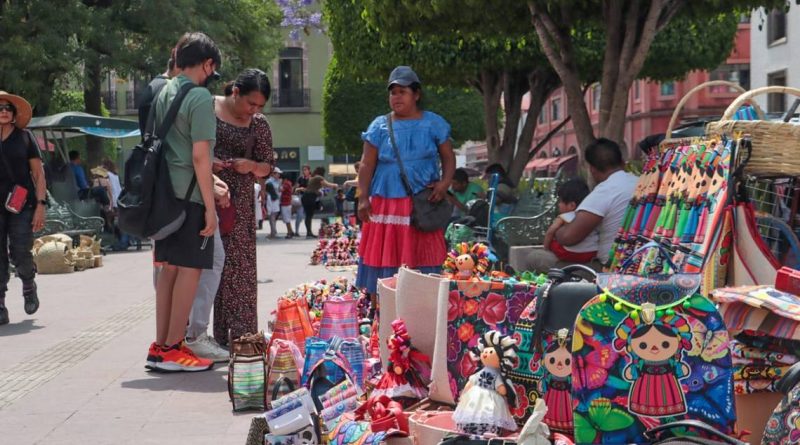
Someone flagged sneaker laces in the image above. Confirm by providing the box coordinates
[178,341,200,359]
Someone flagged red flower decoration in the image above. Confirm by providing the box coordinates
[510,383,530,418]
[479,292,508,326]
[457,322,475,343]
[448,290,462,321]
[458,353,478,379]
[463,298,480,316]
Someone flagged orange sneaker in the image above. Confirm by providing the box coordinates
[145,342,162,370]
[154,342,213,372]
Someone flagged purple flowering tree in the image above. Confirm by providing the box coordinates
[276,0,325,39]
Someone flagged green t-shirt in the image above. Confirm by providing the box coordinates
[452,181,484,206]
[154,75,216,204]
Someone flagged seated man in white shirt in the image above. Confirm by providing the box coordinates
[523,138,638,272]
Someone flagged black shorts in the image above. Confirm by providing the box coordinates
[154,201,214,269]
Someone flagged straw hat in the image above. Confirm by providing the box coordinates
[0,91,33,129]
[90,166,109,178]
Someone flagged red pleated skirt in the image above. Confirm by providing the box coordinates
[359,196,446,269]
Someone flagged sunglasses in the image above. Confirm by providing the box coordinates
[0,104,15,112]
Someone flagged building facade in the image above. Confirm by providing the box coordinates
[750,7,799,115]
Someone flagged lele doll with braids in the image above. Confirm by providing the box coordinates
[613,307,693,417]
[372,319,430,405]
[454,330,518,436]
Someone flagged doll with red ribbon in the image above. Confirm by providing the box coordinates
[443,242,490,281]
[372,319,431,406]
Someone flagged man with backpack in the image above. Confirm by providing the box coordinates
[144,32,221,372]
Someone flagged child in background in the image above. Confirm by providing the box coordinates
[543,178,598,263]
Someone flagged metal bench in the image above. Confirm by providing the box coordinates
[34,192,105,241]
[491,178,559,262]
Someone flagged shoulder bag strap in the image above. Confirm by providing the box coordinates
[385,113,414,197]
[154,82,198,202]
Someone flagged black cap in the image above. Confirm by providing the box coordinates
[387,66,420,90]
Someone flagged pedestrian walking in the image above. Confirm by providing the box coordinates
[0,91,46,326]
[294,165,311,235]
[300,167,338,238]
[146,32,221,373]
[355,66,455,296]
[211,68,275,345]
[279,173,295,238]
[265,169,281,238]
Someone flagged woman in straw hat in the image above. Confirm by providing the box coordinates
[0,91,47,326]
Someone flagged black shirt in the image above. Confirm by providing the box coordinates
[137,74,169,136]
[0,128,42,208]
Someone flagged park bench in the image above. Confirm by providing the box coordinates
[34,192,105,242]
[491,177,559,262]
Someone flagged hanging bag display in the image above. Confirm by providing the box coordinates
[272,297,315,353]
[571,243,736,444]
[386,113,453,232]
[306,350,363,425]
[227,331,268,412]
[509,265,599,430]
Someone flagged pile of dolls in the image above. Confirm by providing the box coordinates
[711,284,800,394]
[319,222,358,240]
[309,236,359,267]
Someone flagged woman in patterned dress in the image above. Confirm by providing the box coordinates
[212,69,275,344]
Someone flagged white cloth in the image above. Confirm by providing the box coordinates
[280,205,292,224]
[107,171,121,208]
[254,183,263,222]
[558,211,598,254]
[576,170,638,263]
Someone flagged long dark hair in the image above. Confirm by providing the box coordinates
[224,68,270,101]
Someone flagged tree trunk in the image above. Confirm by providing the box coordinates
[528,2,596,151]
[476,69,504,166]
[84,59,104,167]
[507,68,560,184]
[497,70,528,171]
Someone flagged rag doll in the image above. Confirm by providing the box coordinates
[453,330,518,436]
[372,319,431,406]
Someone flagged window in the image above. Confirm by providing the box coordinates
[552,147,561,157]
[551,97,561,121]
[709,64,750,93]
[768,8,787,45]
[767,70,788,113]
[277,47,306,108]
[538,104,547,124]
[634,81,641,100]
[660,82,676,97]
[592,84,601,111]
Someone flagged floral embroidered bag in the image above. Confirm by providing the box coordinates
[571,243,736,444]
[444,280,536,403]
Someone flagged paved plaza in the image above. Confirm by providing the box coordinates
[0,229,344,444]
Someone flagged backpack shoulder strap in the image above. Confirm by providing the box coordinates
[154,82,197,140]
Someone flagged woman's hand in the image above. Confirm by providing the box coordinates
[32,205,45,232]
[230,158,255,174]
[212,158,229,173]
[357,198,371,224]
[213,176,231,208]
[200,207,217,237]
[427,180,450,203]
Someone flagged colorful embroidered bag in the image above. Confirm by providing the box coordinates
[272,297,314,354]
[571,244,736,444]
[267,339,304,404]
[509,265,599,431]
[763,361,800,444]
[228,331,269,411]
[319,295,359,340]
[444,280,536,403]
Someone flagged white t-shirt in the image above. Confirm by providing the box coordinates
[559,211,598,254]
[576,170,638,263]
[107,171,122,208]
[254,183,263,222]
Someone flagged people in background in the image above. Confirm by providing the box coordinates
[343,161,361,225]
[335,189,346,222]
[542,178,598,263]
[300,167,338,238]
[294,164,311,235]
[449,167,485,217]
[355,66,455,296]
[523,138,637,272]
[254,181,263,230]
[69,150,89,200]
[211,67,274,345]
[0,91,46,326]
[279,173,295,238]
[89,166,114,231]
[265,168,281,239]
